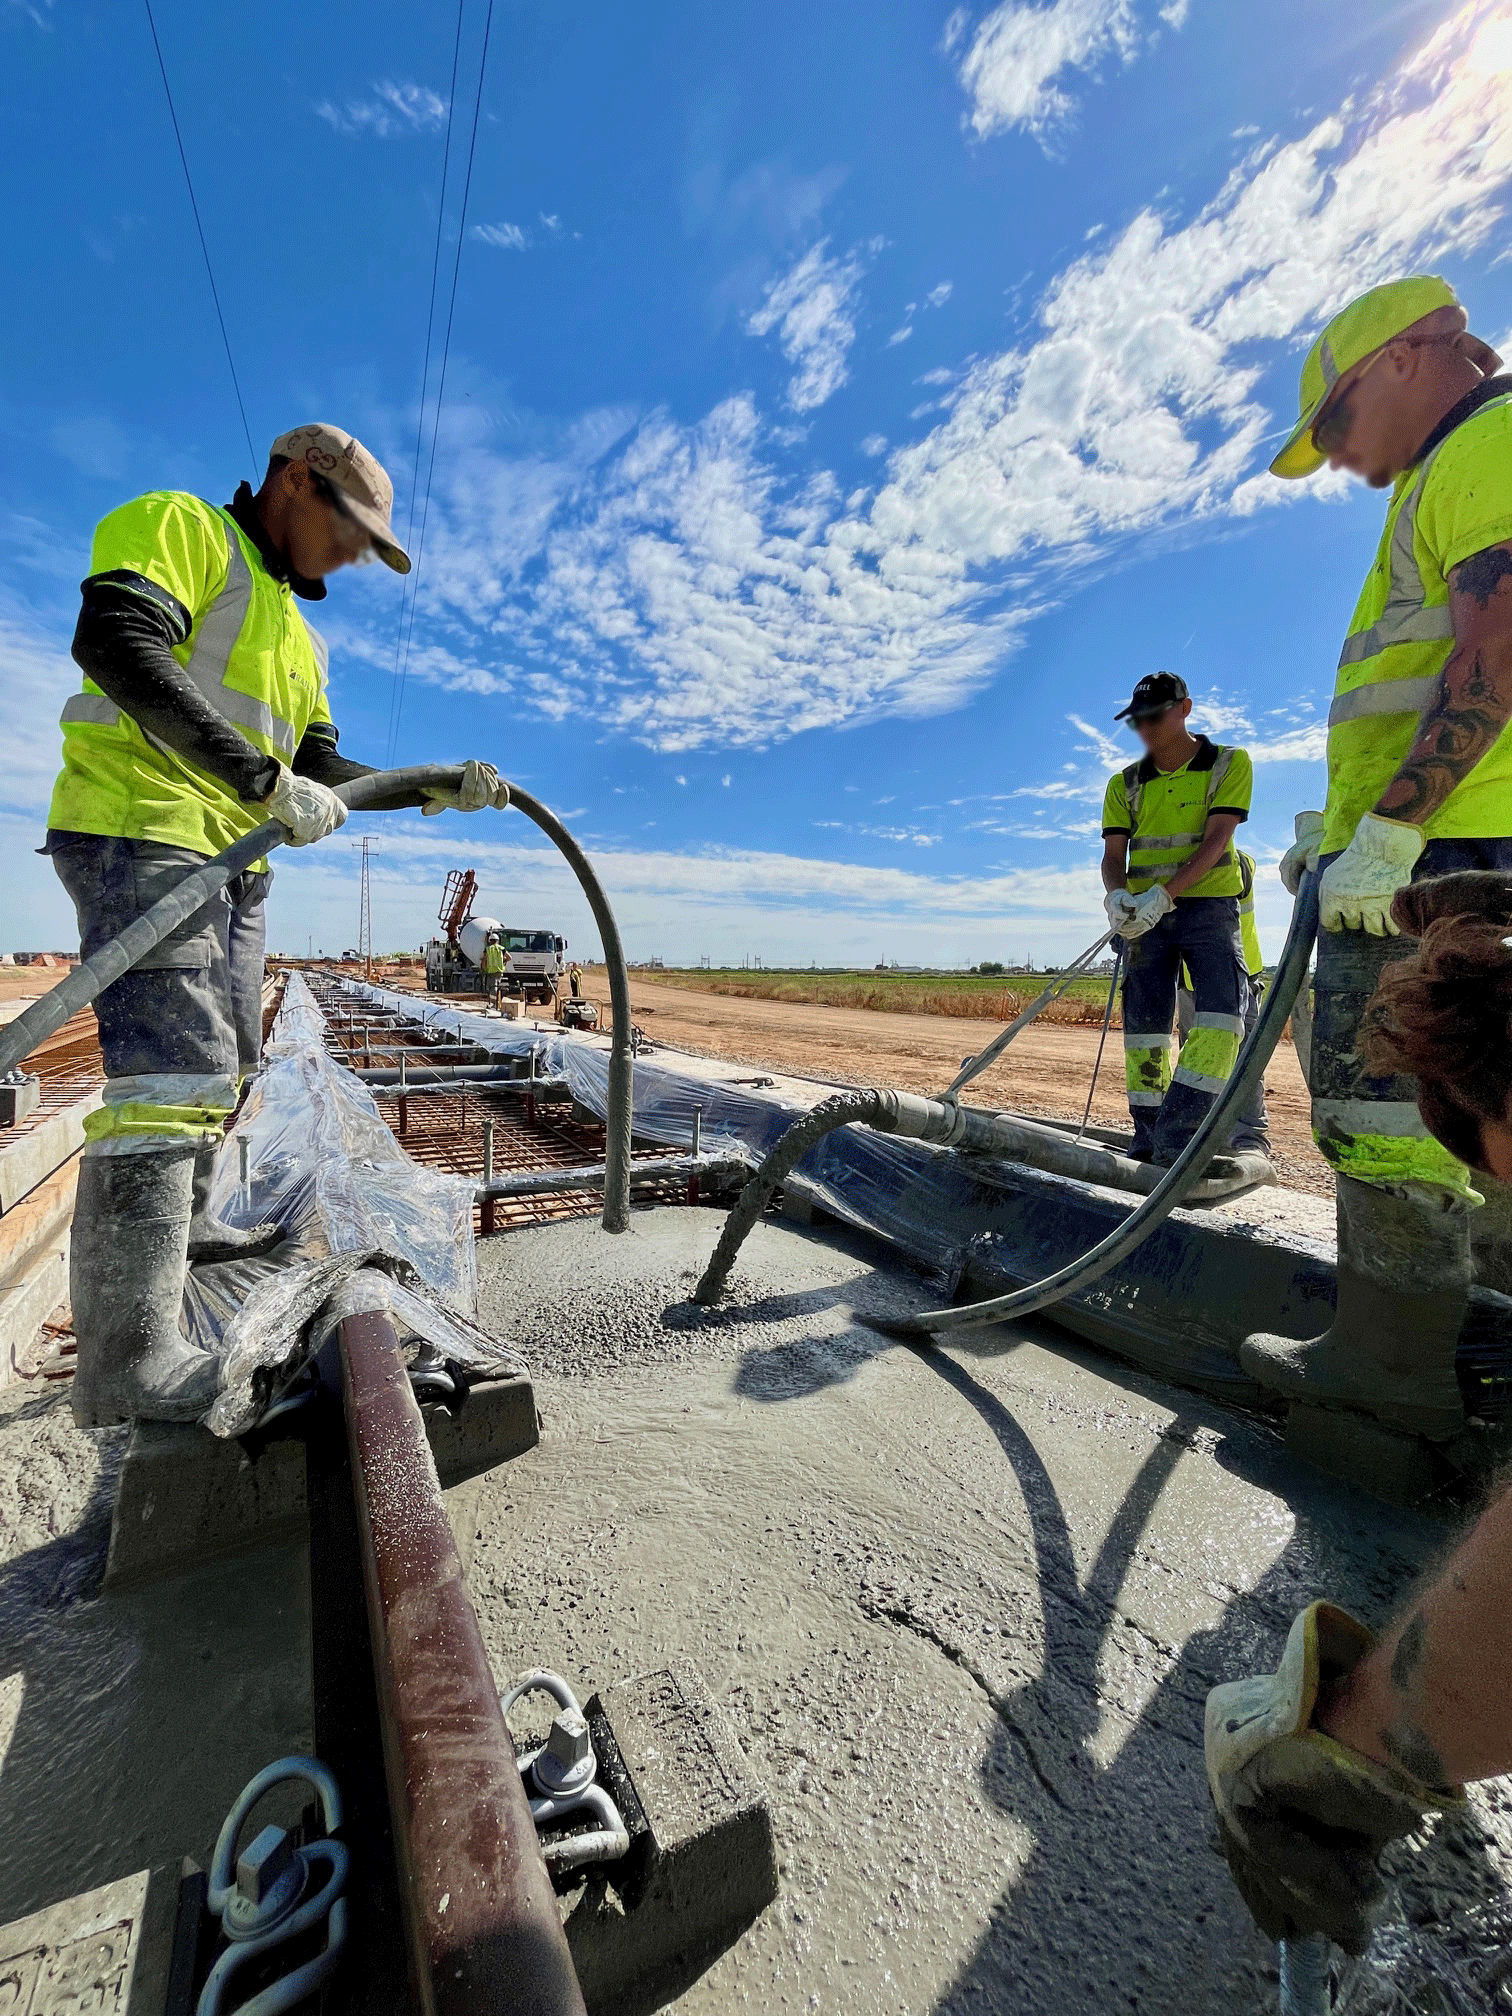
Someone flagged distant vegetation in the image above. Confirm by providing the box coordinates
[635,967,1120,1025]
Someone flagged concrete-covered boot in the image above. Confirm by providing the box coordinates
[69,1143,222,1429]
[186,1137,282,1264]
[1240,1174,1467,1441]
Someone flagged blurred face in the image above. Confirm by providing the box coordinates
[1130,696,1192,759]
[280,464,373,579]
[1312,336,1453,489]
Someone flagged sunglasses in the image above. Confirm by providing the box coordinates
[310,471,373,553]
[1310,335,1455,456]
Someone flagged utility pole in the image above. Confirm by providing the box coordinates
[354,837,374,980]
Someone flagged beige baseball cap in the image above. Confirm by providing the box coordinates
[268,423,412,573]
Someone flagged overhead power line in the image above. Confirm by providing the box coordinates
[386,0,497,766]
[142,0,257,468]
[385,0,468,765]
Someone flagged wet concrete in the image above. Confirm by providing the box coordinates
[0,1382,312,1927]
[474,1208,1512,2014]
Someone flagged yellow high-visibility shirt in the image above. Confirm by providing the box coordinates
[49,491,333,859]
[1102,737,1253,899]
[1323,391,1512,853]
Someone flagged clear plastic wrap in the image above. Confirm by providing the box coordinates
[186,974,523,1437]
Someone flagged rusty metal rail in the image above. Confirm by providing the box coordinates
[340,1307,587,2016]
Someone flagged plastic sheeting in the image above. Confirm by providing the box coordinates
[187,973,524,1438]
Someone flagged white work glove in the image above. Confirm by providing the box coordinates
[1279,811,1325,896]
[1103,890,1138,934]
[1118,884,1174,940]
[263,767,348,847]
[422,760,510,817]
[1317,812,1425,936]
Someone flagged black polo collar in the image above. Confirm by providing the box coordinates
[1135,733,1217,784]
[224,480,328,602]
[1410,374,1512,470]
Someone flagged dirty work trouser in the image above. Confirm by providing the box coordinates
[1179,971,1269,1153]
[1311,837,1512,1200]
[46,831,270,1155]
[1121,895,1244,1162]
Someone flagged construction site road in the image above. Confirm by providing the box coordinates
[622,976,1331,1198]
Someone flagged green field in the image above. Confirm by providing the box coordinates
[636,967,1120,1025]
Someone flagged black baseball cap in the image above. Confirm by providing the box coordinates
[1115,671,1189,721]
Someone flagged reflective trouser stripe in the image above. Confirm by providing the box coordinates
[1125,1032,1171,1104]
[84,1069,237,1147]
[1173,1012,1241,1097]
[1312,1097,1482,1201]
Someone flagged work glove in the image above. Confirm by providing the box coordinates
[1279,810,1325,896]
[1205,1602,1460,1955]
[1103,890,1139,934]
[263,768,348,848]
[1118,884,1174,940]
[1317,812,1425,936]
[421,760,510,817]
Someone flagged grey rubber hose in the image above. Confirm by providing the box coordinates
[1,764,636,1235]
[694,872,1319,1326]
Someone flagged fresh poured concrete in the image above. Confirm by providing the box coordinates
[473,1208,1512,2015]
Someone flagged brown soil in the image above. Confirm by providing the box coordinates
[614,972,1332,1199]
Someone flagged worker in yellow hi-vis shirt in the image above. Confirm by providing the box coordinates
[1241,277,1512,1443]
[47,423,509,1429]
[1101,671,1253,1165]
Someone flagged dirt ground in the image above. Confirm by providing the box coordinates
[621,974,1331,1199]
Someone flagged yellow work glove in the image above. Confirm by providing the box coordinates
[422,759,510,816]
[1317,812,1425,935]
[1205,1601,1460,1954]
[1279,810,1324,896]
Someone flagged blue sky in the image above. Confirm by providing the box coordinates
[5,0,1512,965]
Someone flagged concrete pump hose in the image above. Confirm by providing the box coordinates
[0,764,636,1235]
[693,871,1319,1324]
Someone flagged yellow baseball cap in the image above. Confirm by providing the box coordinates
[1269,275,1462,480]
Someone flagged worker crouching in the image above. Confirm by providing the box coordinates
[47,423,508,1429]
[1100,672,1255,1165]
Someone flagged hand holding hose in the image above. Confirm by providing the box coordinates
[421,759,511,816]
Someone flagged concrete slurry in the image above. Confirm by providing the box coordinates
[473,1208,1512,2015]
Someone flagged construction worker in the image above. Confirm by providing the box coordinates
[1177,850,1271,1158]
[568,960,583,1000]
[1207,880,1512,1957]
[1101,672,1254,1163]
[47,423,510,1428]
[1241,275,1512,1442]
[483,930,505,1007]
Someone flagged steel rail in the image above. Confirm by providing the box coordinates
[340,1308,587,2016]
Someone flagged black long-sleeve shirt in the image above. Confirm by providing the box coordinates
[69,481,425,812]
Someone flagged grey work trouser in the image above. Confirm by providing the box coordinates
[46,832,270,1136]
[1177,971,1269,1151]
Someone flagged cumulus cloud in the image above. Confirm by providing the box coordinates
[746,239,876,412]
[315,80,448,138]
[952,0,1154,143]
[386,4,1512,755]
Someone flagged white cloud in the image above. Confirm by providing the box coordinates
[315,80,448,139]
[390,4,1512,756]
[887,324,914,346]
[954,0,1147,143]
[860,433,889,456]
[925,281,954,308]
[475,221,531,251]
[0,600,79,816]
[746,239,875,412]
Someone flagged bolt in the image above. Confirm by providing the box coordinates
[546,1708,592,1775]
[237,1824,296,1905]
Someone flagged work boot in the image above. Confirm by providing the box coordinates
[1240,1174,1468,1441]
[186,1137,282,1264]
[69,1143,222,1429]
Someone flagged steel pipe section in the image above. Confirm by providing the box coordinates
[339,1308,587,2016]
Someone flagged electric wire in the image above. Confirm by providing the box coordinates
[387,0,498,764]
[141,0,257,469]
[384,0,468,765]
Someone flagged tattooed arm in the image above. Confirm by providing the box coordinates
[1317,1480,1512,1787]
[1374,538,1512,826]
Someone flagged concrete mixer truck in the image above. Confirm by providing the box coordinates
[423,870,568,1003]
